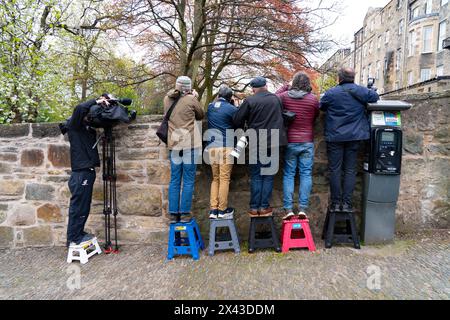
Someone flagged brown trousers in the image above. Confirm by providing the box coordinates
[208,147,234,211]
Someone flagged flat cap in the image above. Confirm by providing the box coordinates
[249,76,267,88]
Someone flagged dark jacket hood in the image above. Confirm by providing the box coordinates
[288,89,308,99]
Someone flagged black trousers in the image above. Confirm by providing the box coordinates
[326,141,362,206]
[67,169,96,244]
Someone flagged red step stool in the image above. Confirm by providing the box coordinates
[281,218,316,253]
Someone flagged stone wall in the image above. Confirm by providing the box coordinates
[0,116,169,248]
[0,92,448,248]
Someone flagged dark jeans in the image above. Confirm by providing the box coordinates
[249,149,279,210]
[326,141,362,206]
[67,169,96,244]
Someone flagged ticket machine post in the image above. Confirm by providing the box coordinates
[362,101,412,244]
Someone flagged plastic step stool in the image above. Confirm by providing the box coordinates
[322,209,361,249]
[208,218,240,256]
[281,218,316,253]
[67,237,102,264]
[167,218,205,260]
[248,216,281,253]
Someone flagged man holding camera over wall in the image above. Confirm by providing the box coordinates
[320,67,379,213]
[233,76,287,218]
[65,96,109,247]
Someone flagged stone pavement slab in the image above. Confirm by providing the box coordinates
[0,231,449,300]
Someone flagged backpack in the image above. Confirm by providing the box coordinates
[156,96,181,144]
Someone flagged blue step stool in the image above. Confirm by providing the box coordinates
[208,218,240,256]
[167,218,205,261]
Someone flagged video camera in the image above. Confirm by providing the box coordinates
[367,77,378,92]
[87,94,137,129]
[59,94,137,135]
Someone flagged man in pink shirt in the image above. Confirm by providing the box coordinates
[276,72,319,220]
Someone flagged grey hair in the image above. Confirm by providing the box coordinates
[338,67,356,84]
[291,72,312,92]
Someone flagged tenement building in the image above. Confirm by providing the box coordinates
[321,0,449,94]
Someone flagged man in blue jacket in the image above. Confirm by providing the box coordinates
[320,67,379,212]
[205,85,238,220]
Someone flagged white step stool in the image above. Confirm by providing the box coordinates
[67,237,102,264]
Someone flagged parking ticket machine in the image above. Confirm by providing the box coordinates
[362,100,412,244]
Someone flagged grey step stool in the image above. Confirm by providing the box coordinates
[208,218,240,256]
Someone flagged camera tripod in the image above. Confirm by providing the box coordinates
[101,126,119,254]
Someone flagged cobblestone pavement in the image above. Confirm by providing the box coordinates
[0,231,449,300]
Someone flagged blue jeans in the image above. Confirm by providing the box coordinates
[249,153,276,210]
[283,143,314,211]
[168,148,200,215]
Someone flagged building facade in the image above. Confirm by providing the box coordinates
[321,0,449,94]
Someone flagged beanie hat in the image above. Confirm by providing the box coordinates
[175,76,192,93]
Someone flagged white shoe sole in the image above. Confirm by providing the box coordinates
[283,213,295,220]
[218,213,234,220]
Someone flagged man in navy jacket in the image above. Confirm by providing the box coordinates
[320,68,379,212]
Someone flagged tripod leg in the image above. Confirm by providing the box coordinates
[112,135,119,253]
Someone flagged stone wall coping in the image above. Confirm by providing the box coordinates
[0,115,164,138]
[383,90,450,102]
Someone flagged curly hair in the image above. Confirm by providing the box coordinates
[291,72,312,92]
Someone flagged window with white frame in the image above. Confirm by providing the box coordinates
[438,21,447,51]
[378,36,382,49]
[385,30,390,43]
[376,61,381,79]
[408,71,414,85]
[420,68,432,81]
[396,49,402,70]
[425,0,432,14]
[422,26,433,53]
[408,30,416,56]
[436,65,444,76]
[411,6,420,19]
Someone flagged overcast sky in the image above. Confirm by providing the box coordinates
[316,0,391,64]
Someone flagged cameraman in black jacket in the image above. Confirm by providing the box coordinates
[66,96,107,247]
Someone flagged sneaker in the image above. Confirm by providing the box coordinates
[180,212,192,222]
[69,234,94,247]
[259,207,273,217]
[298,211,308,220]
[248,209,259,218]
[218,208,234,220]
[329,203,341,213]
[209,209,219,220]
[341,203,354,213]
[170,214,181,222]
[283,210,295,220]
[79,233,94,244]
[81,231,95,238]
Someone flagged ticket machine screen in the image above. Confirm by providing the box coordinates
[381,132,395,142]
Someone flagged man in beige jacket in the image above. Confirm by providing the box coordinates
[163,76,204,221]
